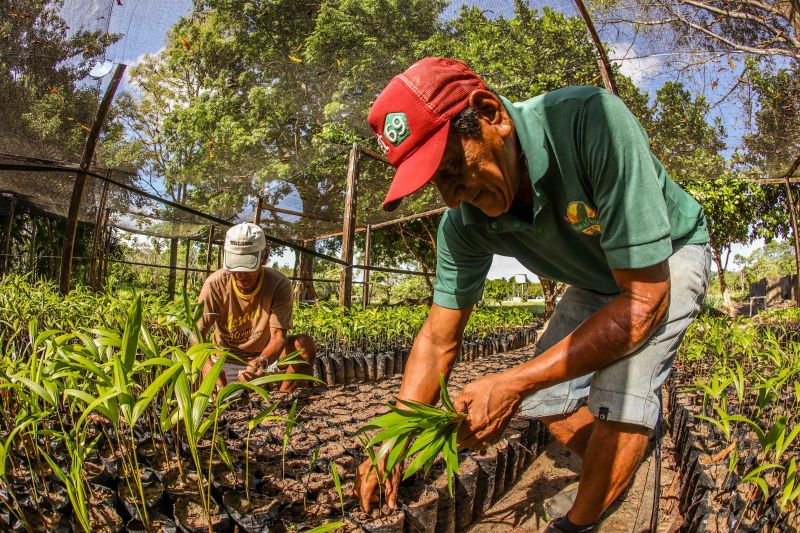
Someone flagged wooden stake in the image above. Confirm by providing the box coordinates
[183,238,191,294]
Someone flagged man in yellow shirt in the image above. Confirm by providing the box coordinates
[197,223,315,393]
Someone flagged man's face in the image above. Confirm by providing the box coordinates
[232,270,261,291]
[429,118,523,218]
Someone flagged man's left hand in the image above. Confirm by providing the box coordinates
[454,372,523,450]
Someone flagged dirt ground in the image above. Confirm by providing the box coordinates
[469,423,684,532]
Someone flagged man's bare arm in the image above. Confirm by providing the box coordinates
[397,303,473,405]
[503,261,670,396]
[254,327,287,367]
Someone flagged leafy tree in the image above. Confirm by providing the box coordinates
[649,82,764,307]
[736,239,796,283]
[742,61,800,242]
[1,0,117,158]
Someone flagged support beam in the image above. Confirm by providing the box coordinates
[362,224,372,310]
[183,238,191,293]
[89,178,110,289]
[253,198,263,225]
[59,63,126,294]
[339,143,360,306]
[573,0,618,95]
[101,225,112,288]
[3,194,16,273]
[29,223,37,274]
[783,153,800,305]
[168,238,178,299]
[311,207,446,241]
[205,225,214,275]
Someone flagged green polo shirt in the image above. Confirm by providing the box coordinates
[433,86,708,309]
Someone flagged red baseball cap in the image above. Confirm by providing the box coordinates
[368,57,486,211]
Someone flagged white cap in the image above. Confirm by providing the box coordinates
[224,223,267,272]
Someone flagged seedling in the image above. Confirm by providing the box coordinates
[359,374,465,495]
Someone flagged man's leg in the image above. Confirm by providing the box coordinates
[565,419,649,525]
[540,406,594,458]
[278,333,316,392]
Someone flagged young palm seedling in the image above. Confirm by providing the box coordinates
[359,374,465,496]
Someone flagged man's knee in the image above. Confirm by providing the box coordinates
[288,333,316,361]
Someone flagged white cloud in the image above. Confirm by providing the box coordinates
[607,42,666,88]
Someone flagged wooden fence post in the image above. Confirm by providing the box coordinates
[339,143,360,306]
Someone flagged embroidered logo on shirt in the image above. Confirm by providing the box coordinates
[565,201,601,236]
[383,112,410,147]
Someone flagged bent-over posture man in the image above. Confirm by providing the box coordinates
[197,222,315,393]
[355,58,710,532]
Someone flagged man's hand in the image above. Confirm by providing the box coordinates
[238,357,265,383]
[354,454,401,513]
[454,372,523,450]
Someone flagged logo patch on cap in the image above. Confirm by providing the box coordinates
[383,112,410,146]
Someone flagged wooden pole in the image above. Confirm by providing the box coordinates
[101,224,112,288]
[59,64,126,294]
[89,178,110,288]
[253,198,263,225]
[168,238,178,299]
[205,225,214,276]
[29,223,37,275]
[338,143,360,306]
[784,172,800,305]
[3,195,16,273]
[217,243,222,268]
[183,238,191,293]
[362,224,372,310]
[573,0,619,95]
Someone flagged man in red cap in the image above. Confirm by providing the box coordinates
[355,58,710,532]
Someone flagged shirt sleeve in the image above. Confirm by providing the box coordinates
[433,210,494,309]
[197,278,219,342]
[269,276,293,329]
[581,93,673,270]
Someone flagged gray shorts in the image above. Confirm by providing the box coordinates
[519,243,711,429]
[222,360,280,384]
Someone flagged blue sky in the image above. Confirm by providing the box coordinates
[63,0,762,278]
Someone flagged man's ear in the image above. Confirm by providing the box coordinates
[468,90,505,124]
[261,249,270,266]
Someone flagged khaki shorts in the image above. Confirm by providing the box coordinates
[519,244,711,429]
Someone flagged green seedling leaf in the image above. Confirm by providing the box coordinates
[304,522,345,533]
[330,462,345,519]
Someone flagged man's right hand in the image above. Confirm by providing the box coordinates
[354,454,401,512]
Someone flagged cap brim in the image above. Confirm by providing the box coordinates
[224,250,262,272]
[382,122,450,212]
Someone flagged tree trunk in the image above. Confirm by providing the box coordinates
[709,239,732,311]
[293,240,317,302]
[540,277,565,321]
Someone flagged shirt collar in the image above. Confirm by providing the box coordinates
[458,95,550,232]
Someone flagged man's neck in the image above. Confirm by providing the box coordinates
[509,136,533,222]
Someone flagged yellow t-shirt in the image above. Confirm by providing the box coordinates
[198,267,293,356]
